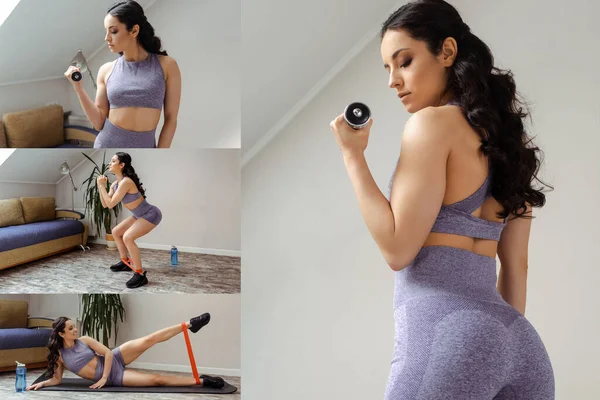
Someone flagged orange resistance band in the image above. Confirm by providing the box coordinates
[181,322,200,384]
[121,257,143,274]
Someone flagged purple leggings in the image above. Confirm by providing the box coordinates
[130,199,162,226]
[94,119,156,148]
[385,247,555,399]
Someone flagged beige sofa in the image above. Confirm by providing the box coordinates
[0,197,88,270]
[0,104,98,148]
[0,300,53,372]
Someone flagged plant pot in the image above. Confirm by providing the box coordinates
[106,234,117,250]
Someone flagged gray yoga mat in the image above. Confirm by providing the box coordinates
[31,375,238,394]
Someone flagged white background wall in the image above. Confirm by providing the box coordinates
[55,149,241,254]
[0,182,55,199]
[119,293,240,375]
[0,294,240,374]
[29,294,80,322]
[0,294,78,324]
[242,1,600,399]
[1,294,80,324]
[0,79,72,117]
[74,0,241,149]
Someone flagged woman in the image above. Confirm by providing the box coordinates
[65,0,181,148]
[26,315,224,390]
[98,152,161,289]
[329,0,555,398]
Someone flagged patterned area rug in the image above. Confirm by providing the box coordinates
[0,245,240,294]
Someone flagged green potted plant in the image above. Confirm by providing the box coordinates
[79,294,126,348]
[81,151,122,249]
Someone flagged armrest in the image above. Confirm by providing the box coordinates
[64,125,98,147]
[27,317,54,329]
[55,209,84,220]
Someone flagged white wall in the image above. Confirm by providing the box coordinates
[56,149,241,253]
[0,182,56,200]
[29,294,80,322]
[118,294,240,375]
[242,1,600,399]
[0,78,73,117]
[0,294,76,321]
[75,0,241,149]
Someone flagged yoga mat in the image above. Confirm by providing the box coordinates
[31,375,238,394]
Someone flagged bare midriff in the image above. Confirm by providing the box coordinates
[108,107,161,132]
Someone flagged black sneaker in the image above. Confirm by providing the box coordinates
[200,374,224,388]
[126,271,148,288]
[110,260,131,272]
[190,313,210,333]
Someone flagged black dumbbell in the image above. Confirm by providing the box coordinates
[344,102,371,130]
[71,70,82,82]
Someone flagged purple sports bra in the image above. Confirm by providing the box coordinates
[389,160,507,241]
[61,339,96,373]
[106,52,165,110]
[114,179,141,204]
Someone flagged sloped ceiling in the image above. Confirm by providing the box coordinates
[0,149,95,183]
[241,0,403,159]
[0,1,20,27]
[0,149,15,167]
[0,0,156,85]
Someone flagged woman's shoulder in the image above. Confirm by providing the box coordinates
[120,177,135,186]
[157,54,176,64]
[99,60,116,73]
[157,55,179,78]
[98,60,117,81]
[403,105,462,144]
[411,104,463,123]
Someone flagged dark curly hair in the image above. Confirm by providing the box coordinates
[44,317,69,378]
[381,0,552,219]
[116,152,147,198]
[108,0,168,56]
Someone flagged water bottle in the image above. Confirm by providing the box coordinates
[15,361,26,392]
[170,245,179,267]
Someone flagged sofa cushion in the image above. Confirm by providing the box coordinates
[0,198,24,228]
[0,219,84,252]
[0,328,52,350]
[3,104,64,148]
[0,121,6,147]
[20,197,55,224]
[0,300,28,329]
